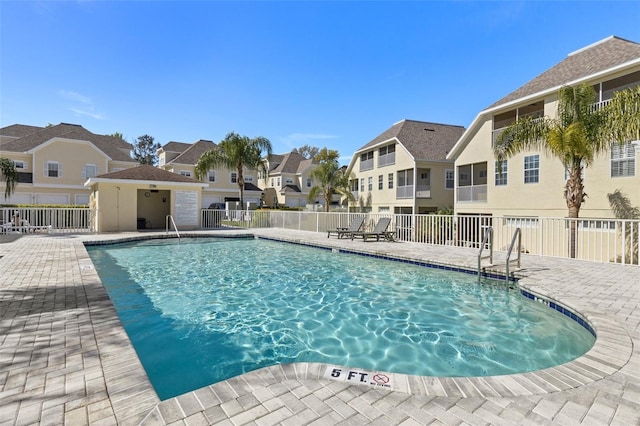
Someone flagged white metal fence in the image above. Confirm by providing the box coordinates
[0,207,94,233]
[202,209,639,265]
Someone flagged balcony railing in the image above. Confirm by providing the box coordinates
[416,185,431,198]
[396,185,413,199]
[457,185,487,202]
[492,116,544,147]
[589,99,612,113]
[378,153,395,167]
[359,159,374,171]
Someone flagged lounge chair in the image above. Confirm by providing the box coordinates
[351,217,395,242]
[327,216,365,239]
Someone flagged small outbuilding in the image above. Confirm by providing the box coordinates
[84,165,208,232]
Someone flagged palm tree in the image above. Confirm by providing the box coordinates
[0,157,18,198]
[494,84,608,258]
[602,85,640,144]
[307,148,354,212]
[195,132,272,208]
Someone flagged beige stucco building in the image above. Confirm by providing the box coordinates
[447,36,640,219]
[0,123,137,205]
[260,151,323,208]
[157,140,264,208]
[346,119,466,214]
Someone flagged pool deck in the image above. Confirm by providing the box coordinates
[0,229,638,426]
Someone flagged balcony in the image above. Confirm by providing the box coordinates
[378,153,395,167]
[396,185,413,199]
[416,185,431,198]
[359,159,374,172]
[457,185,487,202]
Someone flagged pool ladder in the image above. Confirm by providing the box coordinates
[165,215,181,239]
[477,227,521,282]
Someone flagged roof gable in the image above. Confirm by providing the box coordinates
[357,119,465,161]
[489,36,640,109]
[270,151,310,174]
[0,124,44,138]
[168,140,216,165]
[92,164,203,183]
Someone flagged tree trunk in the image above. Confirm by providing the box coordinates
[564,167,584,259]
[237,167,244,209]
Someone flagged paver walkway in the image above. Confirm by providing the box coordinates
[0,229,638,425]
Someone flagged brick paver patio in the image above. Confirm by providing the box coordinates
[1,229,638,425]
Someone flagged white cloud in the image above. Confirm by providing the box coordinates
[280,133,339,148]
[59,90,92,104]
[70,108,105,120]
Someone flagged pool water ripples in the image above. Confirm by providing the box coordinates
[88,238,594,400]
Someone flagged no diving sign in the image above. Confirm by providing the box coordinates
[323,366,393,389]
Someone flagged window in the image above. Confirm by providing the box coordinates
[445,169,454,189]
[368,176,373,191]
[270,178,274,186]
[397,169,413,187]
[13,160,26,170]
[284,178,293,184]
[495,160,507,186]
[524,155,539,183]
[208,171,216,182]
[179,170,192,177]
[231,172,238,183]
[611,142,635,177]
[378,175,383,190]
[45,161,60,178]
[388,173,394,189]
[245,175,254,183]
[360,178,364,192]
[378,144,396,167]
[82,164,97,179]
[306,177,312,187]
[360,151,374,171]
[276,177,281,186]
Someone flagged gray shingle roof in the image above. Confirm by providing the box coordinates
[0,123,134,162]
[0,124,43,138]
[161,141,192,153]
[94,164,202,183]
[168,140,216,165]
[270,152,309,174]
[489,36,640,109]
[281,184,301,193]
[358,119,465,161]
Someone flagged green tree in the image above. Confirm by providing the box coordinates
[293,145,320,160]
[133,134,161,165]
[0,158,18,198]
[602,85,640,144]
[307,148,354,212]
[607,189,639,264]
[494,84,609,258]
[109,132,126,140]
[195,132,272,208]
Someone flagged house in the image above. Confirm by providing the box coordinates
[447,36,640,220]
[345,119,466,214]
[0,123,137,205]
[260,151,321,208]
[157,140,264,208]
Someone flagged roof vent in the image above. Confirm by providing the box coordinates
[424,128,435,132]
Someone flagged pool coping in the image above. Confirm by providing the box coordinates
[80,231,633,420]
[1,229,637,425]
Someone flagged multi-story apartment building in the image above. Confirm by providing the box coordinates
[0,123,137,205]
[157,140,264,208]
[346,119,465,214]
[447,36,640,219]
[260,151,321,208]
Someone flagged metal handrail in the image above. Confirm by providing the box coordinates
[505,228,522,281]
[477,226,493,282]
[165,215,180,239]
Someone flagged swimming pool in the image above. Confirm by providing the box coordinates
[87,237,595,400]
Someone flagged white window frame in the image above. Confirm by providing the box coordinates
[82,164,97,179]
[45,161,61,178]
[524,155,539,184]
[611,142,635,177]
[495,160,507,186]
[388,173,394,189]
[207,171,216,182]
[306,177,312,188]
[179,170,192,177]
[13,160,27,170]
[367,176,373,191]
[276,177,281,187]
[230,172,238,183]
[445,169,454,189]
[284,178,293,185]
[378,175,383,190]
[245,175,255,183]
[360,178,364,192]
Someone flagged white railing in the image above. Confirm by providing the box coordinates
[199,210,639,265]
[378,153,395,167]
[0,207,94,233]
[396,185,413,199]
[359,159,374,171]
[457,185,487,202]
[415,185,431,198]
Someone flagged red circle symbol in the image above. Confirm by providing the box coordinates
[373,373,390,384]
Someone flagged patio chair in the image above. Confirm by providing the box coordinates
[351,217,395,242]
[327,216,365,239]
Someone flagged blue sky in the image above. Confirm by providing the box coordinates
[2,1,640,163]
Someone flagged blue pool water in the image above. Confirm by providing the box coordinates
[87,237,595,400]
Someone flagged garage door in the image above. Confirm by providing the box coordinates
[36,194,70,205]
[2,192,33,204]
